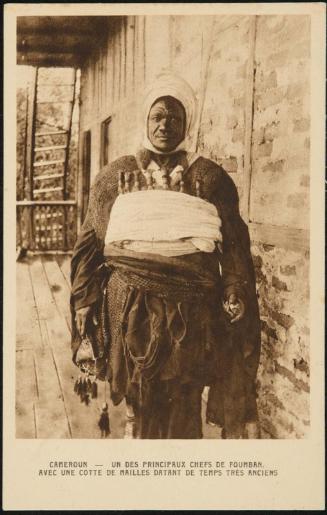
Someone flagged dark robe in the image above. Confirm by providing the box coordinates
[70,148,261,439]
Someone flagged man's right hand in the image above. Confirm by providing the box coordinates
[75,305,98,337]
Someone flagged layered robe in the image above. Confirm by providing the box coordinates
[70,148,261,439]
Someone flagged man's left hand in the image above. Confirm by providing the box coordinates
[223,293,245,324]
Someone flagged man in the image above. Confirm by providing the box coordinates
[71,72,261,439]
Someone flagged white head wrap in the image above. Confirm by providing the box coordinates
[141,71,197,154]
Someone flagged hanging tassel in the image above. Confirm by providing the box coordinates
[77,376,83,397]
[162,174,169,190]
[118,171,124,194]
[144,170,153,190]
[195,179,202,198]
[74,375,81,394]
[82,377,88,393]
[82,377,90,405]
[79,378,87,403]
[98,402,110,438]
[124,172,131,193]
[132,170,140,191]
[86,376,92,394]
[91,380,98,399]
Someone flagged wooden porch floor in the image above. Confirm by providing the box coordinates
[16,254,220,439]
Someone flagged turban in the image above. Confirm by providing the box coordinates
[141,71,197,154]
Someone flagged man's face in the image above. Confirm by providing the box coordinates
[147,96,186,152]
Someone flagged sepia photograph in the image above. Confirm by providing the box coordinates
[3,2,325,511]
[15,11,311,441]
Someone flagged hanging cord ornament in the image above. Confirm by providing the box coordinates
[86,375,92,394]
[91,379,98,399]
[76,376,83,399]
[80,377,87,404]
[98,403,110,438]
[73,332,99,404]
[74,375,81,394]
[98,373,110,437]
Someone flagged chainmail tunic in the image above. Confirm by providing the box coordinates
[71,149,261,438]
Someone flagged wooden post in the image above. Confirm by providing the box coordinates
[194,18,217,154]
[20,85,29,201]
[63,68,77,201]
[25,66,38,202]
[80,130,91,225]
[241,16,257,223]
[23,66,38,249]
[63,204,68,251]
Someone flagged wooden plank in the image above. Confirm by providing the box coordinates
[36,83,75,88]
[34,342,71,438]
[16,260,43,350]
[33,173,64,181]
[36,100,73,106]
[32,250,73,256]
[34,145,67,152]
[142,16,146,83]
[17,200,76,206]
[34,159,65,167]
[56,254,72,287]
[25,67,37,201]
[17,53,79,68]
[35,130,67,136]
[122,17,127,98]
[45,314,105,438]
[101,47,105,112]
[194,17,217,153]
[131,16,136,91]
[18,33,97,53]
[241,16,257,222]
[126,16,135,96]
[16,349,37,438]
[22,66,37,248]
[249,222,309,251]
[17,15,107,35]
[29,256,58,321]
[34,186,64,195]
[19,255,70,438]
[63,69,77,201]
[104,36,109,113]
[42,255,72,330]
[18,205,34,249]
[81,130,91,224]
[108,33,114,107]
[113,32,120,105]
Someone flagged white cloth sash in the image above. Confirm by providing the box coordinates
[104,190,222,257]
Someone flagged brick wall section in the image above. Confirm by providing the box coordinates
[169,16,251,211]
[252,243,310,438]
[168,16,311,437]
[197,17,251,208]
[248,16,310,437]
[250,16,310,229]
